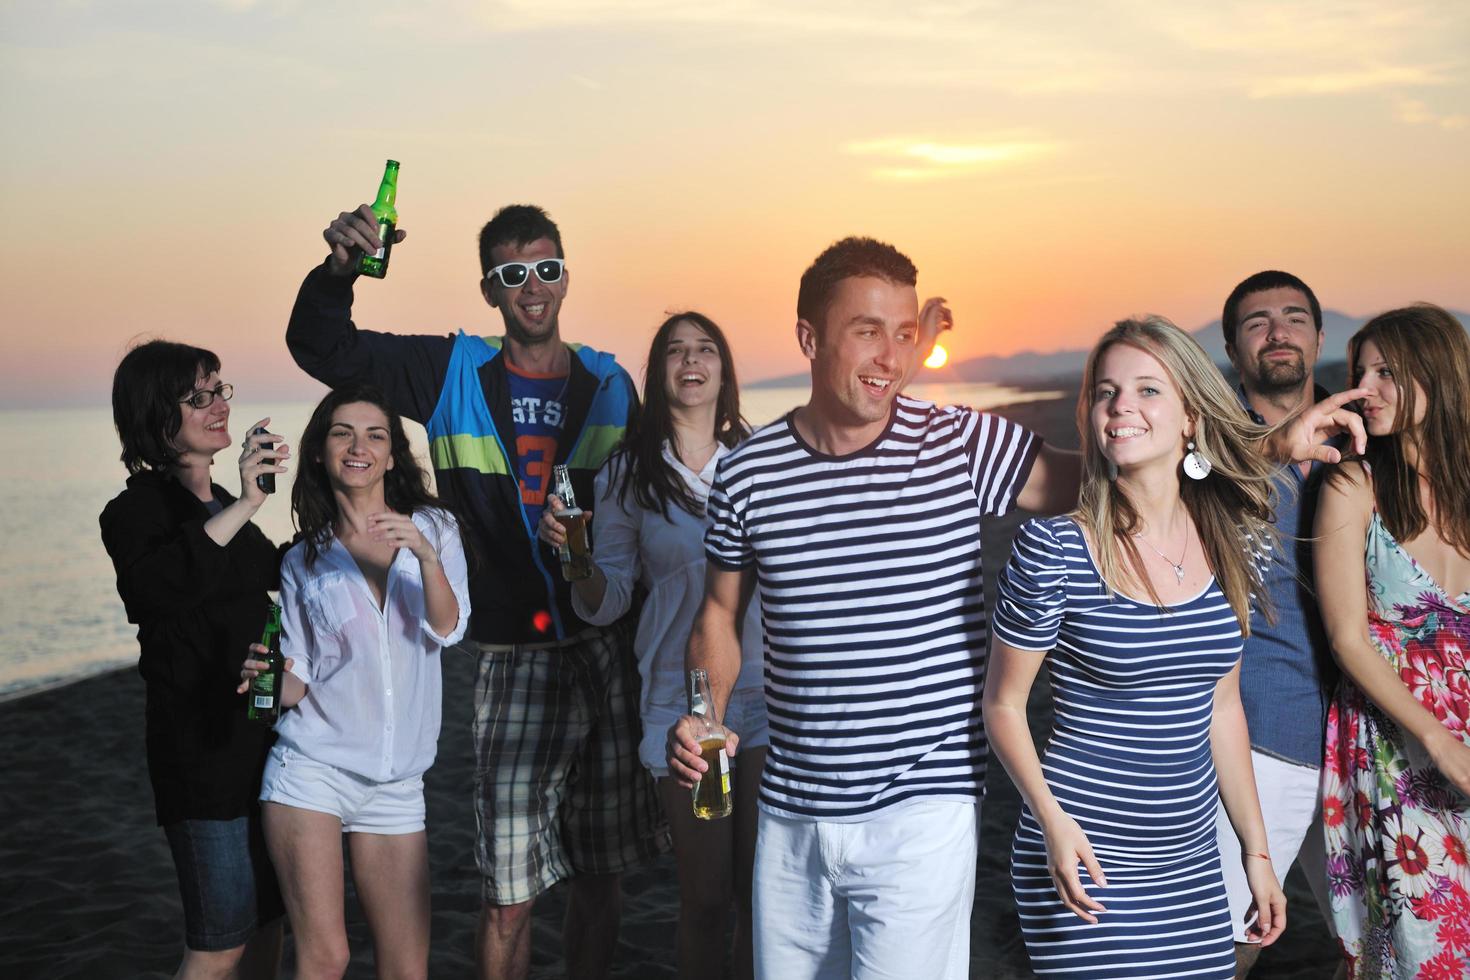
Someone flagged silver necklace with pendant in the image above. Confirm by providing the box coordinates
[1134,524,1189,584]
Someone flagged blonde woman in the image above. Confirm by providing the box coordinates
[1316,304,1470,978]
[984,317,1300,977]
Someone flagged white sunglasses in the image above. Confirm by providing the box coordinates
[484,258,565,288]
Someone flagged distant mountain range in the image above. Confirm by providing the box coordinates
[748,309,1470,388]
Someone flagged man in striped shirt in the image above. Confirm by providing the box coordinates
[667,237,1080,978]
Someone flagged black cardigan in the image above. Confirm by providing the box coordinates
[99,470,283,826]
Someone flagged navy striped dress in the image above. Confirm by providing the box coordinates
[992,516,1239,978]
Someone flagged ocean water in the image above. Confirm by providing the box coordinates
[0,381,1058,699]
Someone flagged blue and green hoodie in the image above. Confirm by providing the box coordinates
[287,263,638,644]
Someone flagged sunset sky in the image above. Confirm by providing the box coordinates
[2,0,1467,409]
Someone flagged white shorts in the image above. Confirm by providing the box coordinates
[259,744,426,836]
[753,798,979,980]
[1214,749,1331,943]
[641,685,770,778]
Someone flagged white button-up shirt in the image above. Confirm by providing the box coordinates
[275,508,469,782]
[572,443,763,716]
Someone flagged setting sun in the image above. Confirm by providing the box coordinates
[924,344,949,369]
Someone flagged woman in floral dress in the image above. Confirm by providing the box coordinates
[1316,303,1470,979]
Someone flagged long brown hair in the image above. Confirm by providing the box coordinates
[1342,303,1470,556]
[1074,317,1279,633]
[292,384,456,567]
[613,312,749,519]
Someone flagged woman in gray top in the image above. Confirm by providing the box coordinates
[539,312,765,980]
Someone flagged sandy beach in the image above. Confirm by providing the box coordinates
[0,395,1340,979]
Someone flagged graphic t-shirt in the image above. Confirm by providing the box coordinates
[506,363,568,528]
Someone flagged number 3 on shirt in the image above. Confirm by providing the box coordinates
[518,435,559,506]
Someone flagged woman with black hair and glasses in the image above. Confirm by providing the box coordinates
[100,339,291,980]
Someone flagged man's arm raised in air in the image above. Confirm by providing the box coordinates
[914,297,1081,517]
[666,562,755,788]
[286,203,455,425]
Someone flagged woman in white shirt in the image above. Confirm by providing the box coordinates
[241,383,469,980]
[539,312,765,980]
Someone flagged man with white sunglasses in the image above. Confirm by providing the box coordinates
[287,202,665,980]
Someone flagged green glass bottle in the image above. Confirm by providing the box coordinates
[247,601,285,725]
[355,159,399,278]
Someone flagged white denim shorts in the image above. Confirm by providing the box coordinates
[753,798,979,980]
[641,686,769,778]
[259,744,426,835]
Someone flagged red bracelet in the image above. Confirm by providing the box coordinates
[1244,851,1272,862]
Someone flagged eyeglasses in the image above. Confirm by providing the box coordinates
[179,383,233,410]
[485,258,565,289]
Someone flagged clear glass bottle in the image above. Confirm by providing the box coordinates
[688,668,733,820]
[550,464,593,581]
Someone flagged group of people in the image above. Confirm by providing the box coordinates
[99,192,1469,980]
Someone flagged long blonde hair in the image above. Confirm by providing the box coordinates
[1075,316,1279,634]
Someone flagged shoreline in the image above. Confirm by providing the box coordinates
[0,660,133,706]
[0,390,1070,709]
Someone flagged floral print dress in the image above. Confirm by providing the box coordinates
[1322,511,1470,979]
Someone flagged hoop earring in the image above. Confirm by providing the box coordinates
[1183,440,1212,480]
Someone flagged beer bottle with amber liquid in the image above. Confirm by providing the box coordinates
[550,464,593,581]
[355,159,399,278]
[247,601,285,725]
[688,668,733,819]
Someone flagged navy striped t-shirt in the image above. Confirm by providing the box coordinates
[704,395,1040,821]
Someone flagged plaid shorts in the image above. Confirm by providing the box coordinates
[472,623,669,905]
